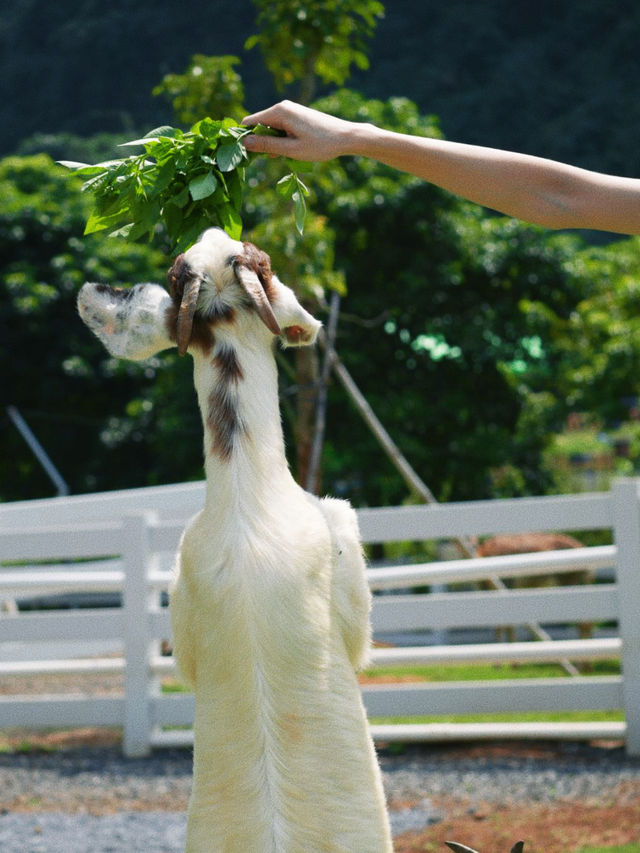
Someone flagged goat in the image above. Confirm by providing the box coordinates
[77,227,393,853]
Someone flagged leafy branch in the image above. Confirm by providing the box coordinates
[60,118,309,252]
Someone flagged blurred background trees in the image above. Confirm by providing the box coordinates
[2,0,640,504]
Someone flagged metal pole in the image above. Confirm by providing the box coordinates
[6,406,70,497]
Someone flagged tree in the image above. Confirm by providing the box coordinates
[246,0,384,103]
[542,238,640,423]
[153,55,247,125]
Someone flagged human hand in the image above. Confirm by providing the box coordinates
[241,101,358,162]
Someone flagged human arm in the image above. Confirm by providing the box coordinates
[242,100,640,235]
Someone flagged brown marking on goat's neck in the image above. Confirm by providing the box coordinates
[206,343,245,461]
[213,343,243,384]
[237,241,277,303]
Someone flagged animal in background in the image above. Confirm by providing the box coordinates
[476,532,593,645]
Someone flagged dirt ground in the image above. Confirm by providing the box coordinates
[390,740,640,853]
[394,798,640,853]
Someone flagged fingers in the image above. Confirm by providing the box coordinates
[241,100,297,132]
[242,102,298,157]
[243,132,293,157]
[241,100,346,162]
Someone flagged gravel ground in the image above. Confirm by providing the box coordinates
[1,738,639,852]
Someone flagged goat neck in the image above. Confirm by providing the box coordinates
[193,315,294,522]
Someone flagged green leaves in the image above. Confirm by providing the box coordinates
[276,172,309,235]
[188,171,218,201]
[60,119,308,252]
[216,139,245,172]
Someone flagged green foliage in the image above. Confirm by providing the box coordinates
[152,55,247,125]
[549,239,640,419]
[16,132,129,166]
[246,0,384,100]
[60,119,308,251]
[0,154,173,500]
[275,172,310,236]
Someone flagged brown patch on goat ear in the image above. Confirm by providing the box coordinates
[164,303,215,355]
[165,255,214,355]
[167,254,202,355]
[233,243,281,335]
[167,254,188,301]
[238,242,277,302]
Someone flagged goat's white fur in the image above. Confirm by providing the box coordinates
[78,228,393,852]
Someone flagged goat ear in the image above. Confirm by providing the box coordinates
[176,273,202,356]
[168,254,204,357]
[234,264,282,336]
[281,323,318,346]
[78,282,174,361]
[271,279,322,347]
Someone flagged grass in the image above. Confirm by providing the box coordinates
[362,659,621,682]
[363,658,624,726]
[577,846,640,853]
[368,708,625,726]
[0,739,55,755]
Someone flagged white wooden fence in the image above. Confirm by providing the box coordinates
[1,478,639,757]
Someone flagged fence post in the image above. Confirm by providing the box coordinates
[611,478,640,756]
[122,511,158,758]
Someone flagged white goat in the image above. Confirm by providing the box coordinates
[77,227,393,853]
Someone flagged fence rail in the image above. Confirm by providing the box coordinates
[1,478,639,756]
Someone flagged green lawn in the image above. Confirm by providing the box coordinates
[577,846,640,853]
[363,659,620,682]
[362,658,623,726]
